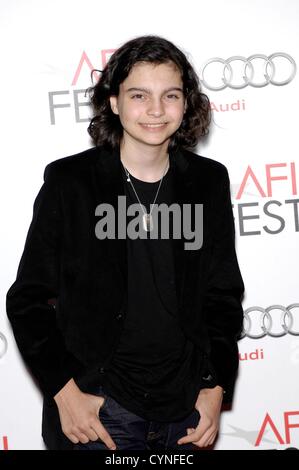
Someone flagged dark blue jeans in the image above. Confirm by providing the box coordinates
[74,385,200,451]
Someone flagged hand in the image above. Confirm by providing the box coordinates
[177,385,223,448]
[54,378,116,450]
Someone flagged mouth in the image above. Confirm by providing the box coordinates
[139,122,168,129]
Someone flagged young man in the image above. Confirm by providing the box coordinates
[6,35,244,451]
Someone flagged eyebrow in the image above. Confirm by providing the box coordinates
[125,87,184,94]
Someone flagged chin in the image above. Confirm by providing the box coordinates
[139,131,175,145]
[141,137,172,147]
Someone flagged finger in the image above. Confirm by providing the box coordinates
[206,431,218,447]
[92,419,117,450]
[179,422,216,447]
[68,433,80,444]
[77,432,91,444]
[178,429,200,445]
[187,428,195,435]
[195,429,217,448]
[85,427,99,442]
[177,421,209,445]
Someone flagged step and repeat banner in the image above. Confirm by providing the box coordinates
[0,0,298,450]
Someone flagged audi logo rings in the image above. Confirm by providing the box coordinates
[200,53,296,90]
[0,331,8,359]
[241,304,299,339]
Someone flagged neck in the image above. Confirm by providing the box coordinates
[120,138,169,183]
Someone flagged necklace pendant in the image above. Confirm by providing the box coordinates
[142,213,153,232]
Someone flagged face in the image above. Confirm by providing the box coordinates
[110,61,186,151]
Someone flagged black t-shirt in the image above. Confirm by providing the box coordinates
[100,158,202,422]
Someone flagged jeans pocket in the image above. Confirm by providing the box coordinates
[86,385,109,416]
[99,395,109,413]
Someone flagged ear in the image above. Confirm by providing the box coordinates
[109,96,119,115]
[184,99,187,114]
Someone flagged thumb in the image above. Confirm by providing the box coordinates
[187,428,195,435]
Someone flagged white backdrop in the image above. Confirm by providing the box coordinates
[0,0,298,450]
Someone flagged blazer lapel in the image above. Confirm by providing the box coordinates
[171,148,198,305]
[93,146,128,286]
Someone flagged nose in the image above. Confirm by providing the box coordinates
[147,97,165,117]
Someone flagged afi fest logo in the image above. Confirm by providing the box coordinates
[48,51,296,124]
[49,49,115,125]
[232,161,299,237]
[256,411,299,448]
[1,436,8,450]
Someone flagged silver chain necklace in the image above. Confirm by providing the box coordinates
[122,158,169,232]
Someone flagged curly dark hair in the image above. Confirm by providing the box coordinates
[87,35,211,151]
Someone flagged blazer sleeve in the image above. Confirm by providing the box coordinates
[6,163,84,400]
[201,165,244,402]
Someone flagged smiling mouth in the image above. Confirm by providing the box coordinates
[139,123,167,128]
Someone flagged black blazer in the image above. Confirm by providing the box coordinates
[6,146,244,449]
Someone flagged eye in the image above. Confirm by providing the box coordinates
[131,94,145,100]
[165,94,180,100]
